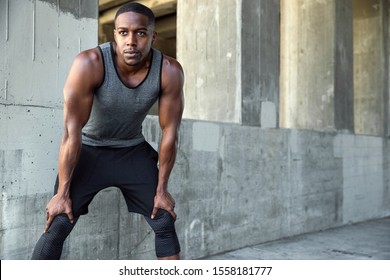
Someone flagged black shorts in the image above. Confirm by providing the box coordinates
[54,141,159,218]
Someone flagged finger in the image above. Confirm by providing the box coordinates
[151,207,158,219]
[44,215,54,233]
[168,209,177,221]
[67,211,74,224]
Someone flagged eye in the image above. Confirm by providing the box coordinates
[118,31,127,36]
[137,31,146,36]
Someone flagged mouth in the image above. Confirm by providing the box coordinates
[124,49,140,58]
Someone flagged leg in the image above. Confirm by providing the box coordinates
[31,145,112,259]
[116,142,181,259]
[31,214,78,260]
[144,210,181,259]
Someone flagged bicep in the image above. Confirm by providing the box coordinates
[62,54,96,132]
[158,89,184,130]
[159,61,184,131]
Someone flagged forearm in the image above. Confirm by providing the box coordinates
[157,129,178,193]
[57,129,82,198]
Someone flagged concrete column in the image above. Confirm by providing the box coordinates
[383,0,390,137]
[241,0,280,128]
[177,0,280,126]
[353,0,384,136]
[177,0,242,123]
[280,0,335,130]
[0,0,98,259]
[334,0,354,132]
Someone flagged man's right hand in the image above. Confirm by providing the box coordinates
[44,194,74,233]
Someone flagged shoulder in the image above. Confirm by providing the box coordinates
[72,47,102,71]
[161,54,184,87]
[67,47,104,88]
[161,54,184,75]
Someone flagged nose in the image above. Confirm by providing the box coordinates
[126,33,136,46]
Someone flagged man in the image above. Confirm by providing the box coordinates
[31,2,183,260]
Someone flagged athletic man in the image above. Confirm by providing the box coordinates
[31,2,183,260]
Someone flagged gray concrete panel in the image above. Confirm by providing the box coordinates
[353,0,384,136]
[36,0,98,19]
[280,0,335,130]
[334,0,354,131]
[80,0,99,20]
[178,0,241,123]
[5,0,34,105]
[0,0,7,96]
[382,0,389,137]
[241,0,280,127]
[59,0,80,18]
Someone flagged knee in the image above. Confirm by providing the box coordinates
[145,211,180,258]
[151,211,175,231]
[47,214,75,240]
[146,211,176,236]
[31,215,75,260]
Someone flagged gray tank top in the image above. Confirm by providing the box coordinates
[82,42,162,147]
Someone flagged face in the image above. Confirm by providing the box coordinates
[114,12,156,67]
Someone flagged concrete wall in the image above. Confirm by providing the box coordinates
[1,0,390,260]
[4,115,386,260]
[54,118,390,260]
[0,0,98,259]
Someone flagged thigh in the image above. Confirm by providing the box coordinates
[53,145,109,217]
[116,142,159,217]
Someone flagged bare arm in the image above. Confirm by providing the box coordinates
[151,56,184,220]
[44,50,102,232]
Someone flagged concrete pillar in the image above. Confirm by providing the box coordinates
[280,0,335,130]
[241,0,280,127]
[177,0,280,126]
[383,0,390,222]
[383,0,390,137]
[0,0,98,259]
[353,0,384,136]
[177,0,242,123]
[334,0,354,132]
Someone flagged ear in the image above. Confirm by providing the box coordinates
[152,31,157,45]
[113,28,117,42]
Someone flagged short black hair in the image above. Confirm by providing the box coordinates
[114,2,155,29]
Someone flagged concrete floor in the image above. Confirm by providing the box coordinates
[201,217,390,260]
